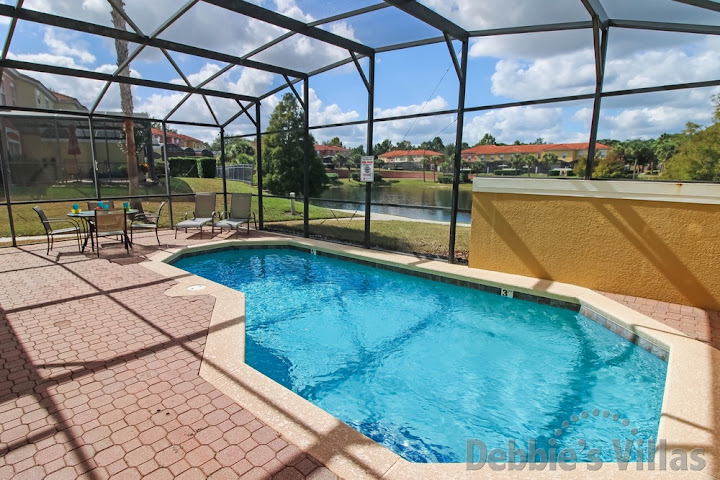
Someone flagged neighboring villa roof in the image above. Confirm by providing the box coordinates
[462,142,610,157]
[51,92,79,102]
[379,149,444,159]
[150,128,204,145]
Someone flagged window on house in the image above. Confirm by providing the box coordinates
[562,153,567,158]
[10,82,15,105]
[480,155,485,160]
[500,154,504,160]
[1,88,5,106]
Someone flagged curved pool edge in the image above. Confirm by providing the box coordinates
[141,235,720,480]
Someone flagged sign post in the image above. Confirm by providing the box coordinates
[360,156,375,182]
[361,156,374,248]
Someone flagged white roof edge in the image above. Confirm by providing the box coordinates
[472,178,720,205]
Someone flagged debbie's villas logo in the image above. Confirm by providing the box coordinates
[466,409,705,472]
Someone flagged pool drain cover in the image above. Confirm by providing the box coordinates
[187,285,206,291]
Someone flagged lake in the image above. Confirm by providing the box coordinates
[312,184,472,223]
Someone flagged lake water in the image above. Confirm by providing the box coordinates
[312,184,473,223]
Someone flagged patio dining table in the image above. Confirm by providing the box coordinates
[68,209,138,252]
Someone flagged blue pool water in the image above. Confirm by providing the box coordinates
[173,248,667,464]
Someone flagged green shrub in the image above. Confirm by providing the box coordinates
[197,157,216,178]
[438,174,453,184]
[460,172,470,183]
[168,157,198,177]
[326,172,342,185]
[167,157,216,178]
[153,161,166,177]
[494,169,519,176]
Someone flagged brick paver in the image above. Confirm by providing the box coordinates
[2,228,717,479]
[0,230,335,479]
[601,291,720,350]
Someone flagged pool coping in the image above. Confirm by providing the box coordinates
[142,236,720,479]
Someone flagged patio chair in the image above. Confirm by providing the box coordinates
[130,201,165,245]
[33,206,81,255]
[213,193,257,236]
[94,208,130,257]
[175,192,217,239]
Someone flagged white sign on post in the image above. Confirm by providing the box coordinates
[360,156,375,182]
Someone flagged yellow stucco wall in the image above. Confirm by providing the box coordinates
[469,192,720,310]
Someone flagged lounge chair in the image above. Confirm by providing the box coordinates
[175,192,217,239]
[213,193,257,237]
[130,202,165,245]
[94,208,130,257]
[33,206,82,255]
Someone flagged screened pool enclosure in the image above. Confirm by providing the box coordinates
[0,0,718,261]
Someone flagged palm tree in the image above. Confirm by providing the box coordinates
[110,2,139,207]
[541,152,558,174]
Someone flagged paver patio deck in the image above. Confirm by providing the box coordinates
[0,229,336,479]
[1,229,718,479]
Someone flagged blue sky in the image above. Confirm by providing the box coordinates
[1,0,719,147]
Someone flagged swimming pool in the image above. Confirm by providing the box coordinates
[173,247,667,464]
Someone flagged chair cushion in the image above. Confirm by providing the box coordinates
[176,218,212,229]
[214,219,248,229]
[131,223,158,229]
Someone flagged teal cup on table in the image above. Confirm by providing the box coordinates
[123,202,129,211]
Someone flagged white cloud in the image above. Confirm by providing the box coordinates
[371,97,456,146]
[489,49,596,100]
[596,86,720,140]
[422,0,589,31]
[274,0,313,22]
[470,30,593,59]
[472,27,720,140]
[463,106,588,144]
[604,37,720,91]
[376,96,450,118]
[308,88,360,126]
[43,29,96,64]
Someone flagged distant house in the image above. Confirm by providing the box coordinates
[461,142,610,172]
[151,128,205,150]
[314,144,350,161]
[378,149,443,170]
[1,68,87,113]
[0,68,94,184]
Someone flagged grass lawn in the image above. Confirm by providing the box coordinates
[271,219,470,260]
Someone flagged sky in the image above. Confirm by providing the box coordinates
[1,0,718,148]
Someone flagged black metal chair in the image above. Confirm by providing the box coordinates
[130,202,165,245]
[33,206,82,255]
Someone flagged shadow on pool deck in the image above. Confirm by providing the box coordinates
[0,231,337,479]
